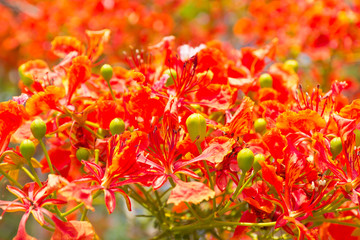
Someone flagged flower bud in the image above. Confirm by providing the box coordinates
[186,113,207,143]
[253,154,265,172]
[20,139,35,159]
[100,64,113,82]
[259,73,273,88]
[163,68,177,87]
[76,147,90,161]
[284,59,299,72]
[330,137,342,158]
[237,148,254,173]
[31,119,47,139]
[109,118,125,135]
[18,64,34,86]
[254,118,267,134]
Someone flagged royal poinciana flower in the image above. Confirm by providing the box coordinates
[70,131,152,213]
[0,183,66,240]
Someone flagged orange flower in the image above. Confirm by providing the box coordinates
[226,96,254,138]
[0,101,28,153]
[263,128,287,160]
[26,86,65,116]
[85,29,110,61]
[67,56,91,103]
[339,99,360,123]
[276,109,326,134]
[51,36,85,58]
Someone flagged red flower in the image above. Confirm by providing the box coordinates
[74,131,151,213]
[0,183,66,239]
[0,101,28,154]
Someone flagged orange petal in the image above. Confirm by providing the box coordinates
[51,36,85,58]
[25,86,65,116]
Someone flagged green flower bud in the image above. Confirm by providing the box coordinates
[109,118,125,135]
[100,64,113,82]
[76,148,90,161]
[254,118,267,134]
[30,119,47,139]
[354,129,360,147]
[18,64,34,86]
[164,68,177,87]
[253,154,265,172]
[259,73,273,88]
[284,59,299,72]
[20,139,35,159]
[330,137,343,158]
[186,113,207,143]
[237,148,254,173]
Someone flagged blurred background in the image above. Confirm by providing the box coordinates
[1,0,360,101]
[1,0,360,239]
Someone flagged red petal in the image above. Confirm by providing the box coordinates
[226,96,254,138]
[104,189,116,214]
[52,217,96,240]
[167,181,215,206]
[232,210,257,239]
[260,161,283,196]
[58,183,94,211]
[13,211,36,240]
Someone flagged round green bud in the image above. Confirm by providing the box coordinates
[354,129,360,147]
[330,137,343,158]
[259,73,273,88]
[254,118,267,134]
[186,113,207,143]
[30,119,47,139]
[76,148,90,161]
[100,64,113,82]
[20,139,35,159]
[284,59,299,72]
[237,148,254,173]
[109,118,125,135]
[18,65,34,87]
[253,154,265,172]
[164,68,177,87]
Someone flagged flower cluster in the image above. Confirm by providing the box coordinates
[1,29,360,240]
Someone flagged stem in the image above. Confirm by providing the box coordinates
[61,202,84,217]
[184,202,203,221]
[306,216,360,228]
[80,209,88,221]
[39,140,54,174]
[21,166,37,182]
[0,168,23,188]
[85,121,100,128]
[154,190,167,224]
[94,149,99,165]
[218,172,255,215]
[25,157,42,187]
[169,220,276,233]
[61,190,102,217]
[41,224,55,232]
[83,125,103,139]
[106,81,116,101]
